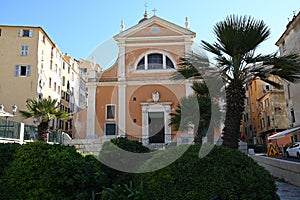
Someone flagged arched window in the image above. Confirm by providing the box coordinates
[136,52,175,70]
[166,57,175,69]
[137,57,145,70]
[148,54,163,69]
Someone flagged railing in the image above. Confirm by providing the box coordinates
[0,118,71,144]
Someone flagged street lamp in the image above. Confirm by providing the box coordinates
[0,104,17,137]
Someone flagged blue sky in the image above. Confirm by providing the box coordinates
[1,0,299,68]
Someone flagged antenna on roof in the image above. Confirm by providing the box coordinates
[144,2,148,18]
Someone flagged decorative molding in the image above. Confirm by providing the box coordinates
[114,16,196,40]
[140,102,173,146]
[152,90,160,102]
[126,42,186,47]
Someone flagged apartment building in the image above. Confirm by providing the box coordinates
[275,11,300,142]
[0,25,87,134]
[241,78,289,147]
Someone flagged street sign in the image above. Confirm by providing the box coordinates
[267,143,281,157]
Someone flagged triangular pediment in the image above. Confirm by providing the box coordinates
[114,16,196,40]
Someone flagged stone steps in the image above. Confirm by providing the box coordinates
[65,136,117,156]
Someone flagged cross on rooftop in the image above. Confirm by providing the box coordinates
[152,8,157,16]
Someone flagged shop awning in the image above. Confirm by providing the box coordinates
[268,127,300,140]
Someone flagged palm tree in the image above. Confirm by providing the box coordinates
[170,82,212,144]
[176,15,300,149]
[19,97,71,142]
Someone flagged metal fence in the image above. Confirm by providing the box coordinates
[0,118,66,144]
[0,118,21,139]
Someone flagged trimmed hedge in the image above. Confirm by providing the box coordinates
[98,137,150,186]
[139,144,279,200]
[0,143,20,177]
[1,142,107,200]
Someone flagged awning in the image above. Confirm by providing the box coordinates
[268,127,300,140]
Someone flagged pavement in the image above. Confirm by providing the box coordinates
[276,181,300,200]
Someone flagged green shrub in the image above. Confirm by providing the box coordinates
[139,144,279,200]
[100,182,142,200]
[0,143,20,177]
[1,142,106,200]
[98,137,150,186]
[110,137,150,153]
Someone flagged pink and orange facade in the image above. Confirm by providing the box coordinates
[74,14,205,146]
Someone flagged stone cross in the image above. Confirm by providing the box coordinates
[152,8,157,16]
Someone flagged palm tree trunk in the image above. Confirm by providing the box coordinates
[194,123,203,144]
[37,121,49,142]
[222,82,245,149]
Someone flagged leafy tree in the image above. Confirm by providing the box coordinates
[19,97,70,142]
[176,15,300,149]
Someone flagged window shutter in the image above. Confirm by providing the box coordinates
[19,29,23,37]
[29,30,33,37]
[14,65,20,76]
[26,65,31,76]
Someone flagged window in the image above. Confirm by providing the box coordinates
[137,57,145,70]
[148,53,163,69]
[41,50,44,60]
[63,62,65,70]
[265,98,269,107]
[106,105,116,120]
[49,78,52,88]
[54,82,56,92]
[21,45,28,56]
[267,116,271,127]
[105,123,117,135]
[14,65,31,77]
[166,57,175,69]
[42,35,46,43]
[265,85,270,91]
[19,29,33,37]
[287,84,291,99]
[260,118,265,129]
[291,109,296,123]
[136,52,175,70]
[62,76,65,86]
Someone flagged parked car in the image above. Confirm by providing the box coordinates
[286,142,300,159]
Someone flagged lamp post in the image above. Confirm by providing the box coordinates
[0,104,17,137]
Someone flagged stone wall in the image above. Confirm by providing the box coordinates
[250,155,300,187]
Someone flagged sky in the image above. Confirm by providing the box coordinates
[1,0,299,69]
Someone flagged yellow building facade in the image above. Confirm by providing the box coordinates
[0,25,86,134]
[241,78,289,146]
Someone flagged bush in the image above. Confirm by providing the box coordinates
[0,143,20,177]
[139,144,279,200]
[110,137,150,153]
[1,142,107,200]
[98,137,150,186]
[100,182,142,200]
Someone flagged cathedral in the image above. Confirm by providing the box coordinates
[73,11,208,147]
